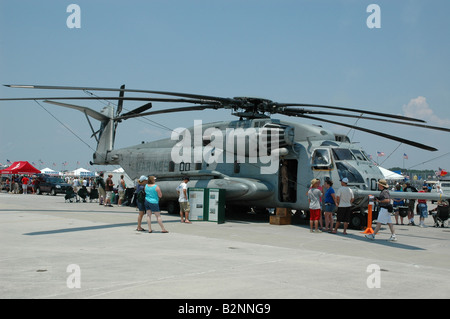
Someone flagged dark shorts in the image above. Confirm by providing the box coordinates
[336,206,351,223]
[324,203,336,213]
[137,201,145,212]
[145,201,160,213]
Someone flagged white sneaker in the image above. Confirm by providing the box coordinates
[365,234,375,240]
[389,235,398,242]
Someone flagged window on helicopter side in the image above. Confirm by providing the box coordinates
[311,149,332,169]
[351,149,369,161]
[332,148,356,161]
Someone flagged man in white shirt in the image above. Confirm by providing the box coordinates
[332,178,354,235]
[176,177,191,223]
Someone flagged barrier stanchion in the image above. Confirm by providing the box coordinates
[361,195,374,234]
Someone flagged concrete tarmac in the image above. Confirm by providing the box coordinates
[1,192,449,299]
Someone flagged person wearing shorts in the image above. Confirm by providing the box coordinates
[144,176,168,233]
[308,179,322,233]
[417,186,429,228]
[176,177,191,223]
[135,175,147,232]
[365,179,397,241]
[332,178,354,235]
[323,180,337,232]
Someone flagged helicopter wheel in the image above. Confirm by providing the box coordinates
[350,212,365,230]
[166,201,179,215]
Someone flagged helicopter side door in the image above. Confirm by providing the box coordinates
[279,158,298,203]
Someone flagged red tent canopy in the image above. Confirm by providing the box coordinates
[0,161,41,175]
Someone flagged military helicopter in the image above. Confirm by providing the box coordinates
[2,84,450,226]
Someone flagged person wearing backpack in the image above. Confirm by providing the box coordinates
[135,175,147,232]
[96,172,106,205]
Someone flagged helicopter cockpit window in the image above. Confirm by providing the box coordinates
[312,149,332,169]
[351,149,369,161]
[332,148,356,161]
[336,162,365,184]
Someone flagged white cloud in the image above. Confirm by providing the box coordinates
[402,96,450,127]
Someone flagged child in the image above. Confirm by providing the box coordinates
[308,179,322,233]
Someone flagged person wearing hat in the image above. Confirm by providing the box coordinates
[134,175,148,231]
[176,176,191,223]
[417,185,429,228]
[365,179,397,241]
[104,174,114,207]
[332,177,354,235]
[307,178,322,233]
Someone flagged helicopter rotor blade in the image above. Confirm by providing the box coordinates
[116,84,125,116]
[4,84,232,104]
[283,108,450,133]
[43,100,110,121]
[116,105,221,121]
[119,102,153,119]
[281,111,438,152]
[0,96,217,105]
[277,103,425,123]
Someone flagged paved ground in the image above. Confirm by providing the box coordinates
[1,192,449,299]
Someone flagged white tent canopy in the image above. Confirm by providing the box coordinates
[40,167,61,175]
[70,167,95,177]
[106,167,134,188]
[379,167,404,180]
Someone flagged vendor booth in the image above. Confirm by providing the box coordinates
[0,161,41,175]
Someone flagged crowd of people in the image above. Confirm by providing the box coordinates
[307,177,360,236]
[1,171,194,235]
[307,177,448,241]
[3,171,447,238]
[1,174,39,194]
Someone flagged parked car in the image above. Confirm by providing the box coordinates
[36,174,71,195]
[439,181,450,195]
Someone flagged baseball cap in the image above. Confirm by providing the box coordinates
[340,177,349,184]
[139,175,148,182]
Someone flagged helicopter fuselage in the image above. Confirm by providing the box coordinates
[104,118,384,212]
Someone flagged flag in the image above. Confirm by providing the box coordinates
[439,168,448,177]
[377,151,385,157]
[403,153,408,160]
[6,159,12,165]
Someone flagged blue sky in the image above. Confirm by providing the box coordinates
[1,0,449,173]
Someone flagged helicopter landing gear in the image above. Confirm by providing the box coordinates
[166,201,180,215]
[349,212,366,229]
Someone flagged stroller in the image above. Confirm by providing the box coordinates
[89,187,99,202]
[65,187,77,203]
[77,186,88,203]
[432,201,449,228]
